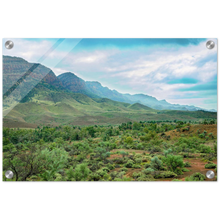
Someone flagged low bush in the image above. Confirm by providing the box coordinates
[149,145,162,154]
[137,175,154,181]
[162,155,184,173]
[199,144,212,153]
[135,158,142,164]
[142,168,155,175]
[154,171,177,179]
[144,163,151,169]
[107,163,115,170]
[175,168,183,175]
[185,172,206,181]
[150,156,163,170]
[132,164,141,169]
[182,168,190,172]
[125,160,134,168]
[205,163,217,169]
[119,167,128,172]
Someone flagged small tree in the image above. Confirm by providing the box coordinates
[164,148,172,157]
[39,148,68,181]
[73,163,90,181]
[125,160,134,168]
[162,155,184,173]
[125,136,133,144]
[120,151,128,159]
[150,156,163,170]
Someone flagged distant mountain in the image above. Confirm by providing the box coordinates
[3,56,216,112]
[86,81,131,103]
[88,82,212,111]
[3,56,65,110]
[42,70,63,89]
[3,56,217,128]
[57,72,98,98]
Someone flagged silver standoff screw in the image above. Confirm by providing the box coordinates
[206,170,215,179]
[206,40,215,50]
[5,40,14,49]
[5,170,14,179]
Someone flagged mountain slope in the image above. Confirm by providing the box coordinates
[86,81,131,103]
[3,56,217,128]
[128,103,154,111]
[58,72,99,98]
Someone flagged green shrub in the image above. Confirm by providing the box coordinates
[110,171,118,180]
[137,174,154,181]
[154,171,177,179]
[185,172,206,181]
[199,144,212,153]
[175,168,183,175]
[178,152,187,158]
[107,163,115,170]
[205,163,217,169]
[184,161,191,167]
[119,167,128,172]
[136,143,144,150]
[135,158,142,164]
[150,156,163,170]
[132,164,141,169]
[120,151,128,158]
[3,143,16,152]
[182,168,190,172]
[132,172,142,180]
[162,155,184,173]
[102,167,110,172]
[164,148,172,157]
[125,160,134,168]
[96,169,107,177]
[125,137,133,144]
[144,163,151,169]
[135,153,143,157]
[149,146,162,154]
[142,156,151,162]
[199,133,205,138]
[114,158,124,164]
[142,168,155,175]
[115,171,125,179]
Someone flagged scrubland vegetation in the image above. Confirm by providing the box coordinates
[3,119,217,181]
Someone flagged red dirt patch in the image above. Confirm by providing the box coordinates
[125,168,142,178]
[158,158,217,181]
[164,124,217,139]
[109,154,123,160]
[111,149,149,154]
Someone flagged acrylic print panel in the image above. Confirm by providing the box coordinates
[2,38,217,181]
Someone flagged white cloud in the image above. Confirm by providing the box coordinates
[3,39,53,62]
[3,38,217,109]
[167,97,210,109]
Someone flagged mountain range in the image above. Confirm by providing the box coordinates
[57,72,215,112]
[3,56,217,128]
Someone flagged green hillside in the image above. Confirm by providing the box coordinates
[3,55,217,128]
[128,103,154,111]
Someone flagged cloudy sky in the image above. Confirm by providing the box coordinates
[3,38,217,110]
